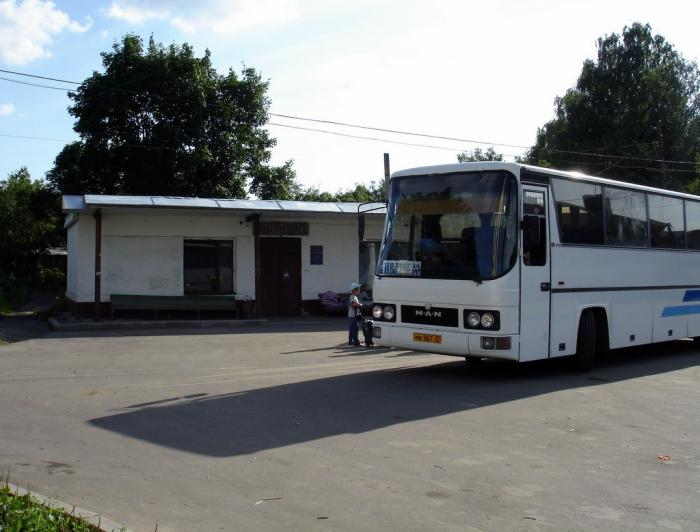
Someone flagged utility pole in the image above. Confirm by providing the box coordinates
[383,153,390,199]
[658,118,668,188]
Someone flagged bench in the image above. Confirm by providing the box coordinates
[110,294,239,319]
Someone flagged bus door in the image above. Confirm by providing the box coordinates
[520,186,551,361]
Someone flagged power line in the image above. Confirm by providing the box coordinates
[0,68,80,85]
[270,112,530,150]
[0,76,72,92]
[0,133,70,142]
[0,132,175,152]
[1,67,698,166]
[2,129,696,176]
[268,122,494,154]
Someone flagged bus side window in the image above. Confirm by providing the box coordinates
[523,190,547,266]
[523,216,546,266]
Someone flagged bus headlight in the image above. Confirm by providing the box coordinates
[372,305,383,319]
[464,309,500,330]
[383,306,395,321]
[480,312,495,329]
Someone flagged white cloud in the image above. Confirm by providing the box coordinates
[99,29,109,39]
[106,0,298,34]
[106,1,168,25]
[0,0,92,65]
[0,102,15,115]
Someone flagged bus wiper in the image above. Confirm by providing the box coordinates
[472,276,483,286]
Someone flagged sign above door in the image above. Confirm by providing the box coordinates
[259,221,309,236]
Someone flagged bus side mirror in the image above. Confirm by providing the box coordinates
[358,213,366,241]
[522,216,541,246]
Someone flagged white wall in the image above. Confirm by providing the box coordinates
[66,222,79,300]
[299,218,358,299]
[66,214,96,302]
[298,214,383,299]
[66,209,385,303]
[102,236,183,296]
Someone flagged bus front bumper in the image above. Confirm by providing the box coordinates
[372,324,518,361]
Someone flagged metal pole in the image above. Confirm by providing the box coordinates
[383,153,390,199]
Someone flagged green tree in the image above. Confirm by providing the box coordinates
[294,180,385,202]
[335,181,385,202]
[249,161,300,200]
[0,168,61,279]
[48,35,276,198]
[525,23,700,190]
[293,186,338,202]
[457,147,504,163]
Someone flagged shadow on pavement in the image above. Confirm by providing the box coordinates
[0,315,51,343]
[90,340,699,457]
[48,318,347,341]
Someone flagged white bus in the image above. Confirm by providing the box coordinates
[368,162,700,369]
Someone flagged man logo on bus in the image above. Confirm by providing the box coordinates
[415,309,442,318]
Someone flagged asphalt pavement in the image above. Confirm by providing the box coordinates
[0,320,698,531]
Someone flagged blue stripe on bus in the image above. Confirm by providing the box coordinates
[661,304,700,317]
[682,290,700,302]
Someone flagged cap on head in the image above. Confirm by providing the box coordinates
[350,282,361,291]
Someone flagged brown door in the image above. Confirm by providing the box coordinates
[259,237,301,316]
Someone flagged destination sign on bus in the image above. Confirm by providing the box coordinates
[380,260,422,277]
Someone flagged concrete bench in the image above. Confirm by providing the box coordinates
[110,294,239,319]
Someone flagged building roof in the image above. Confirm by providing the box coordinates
[62,195,387,216]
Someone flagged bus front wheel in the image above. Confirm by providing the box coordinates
[574,310,597,371]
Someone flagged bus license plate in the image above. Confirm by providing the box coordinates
[413,332,442,344]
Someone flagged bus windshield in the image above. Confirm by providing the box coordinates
[377,170,519,280]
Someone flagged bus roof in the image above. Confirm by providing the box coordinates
[391,161,700,201]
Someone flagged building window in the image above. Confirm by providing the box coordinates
[184,240,233,294]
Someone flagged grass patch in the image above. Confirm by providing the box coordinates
[0,479,108,531]
[0,293,11,317]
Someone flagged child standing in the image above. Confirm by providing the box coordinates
[348,282,362,346]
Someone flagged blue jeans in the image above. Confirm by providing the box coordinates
[348,317,359,345]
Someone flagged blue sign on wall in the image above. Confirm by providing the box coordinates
[310,245,323,265]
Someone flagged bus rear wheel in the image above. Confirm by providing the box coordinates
[574,310,597,371]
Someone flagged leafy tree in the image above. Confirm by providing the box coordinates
[48,35,276,198]
[0,168,62,280]
[525,23,700,190]
[294,180,385,202]
[457,147,504,163]
[293,186,338,202]
[335,181,385,202]
[249,161,300,200]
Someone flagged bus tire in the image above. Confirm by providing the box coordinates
[574,310,596,371]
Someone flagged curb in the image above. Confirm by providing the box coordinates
[5,481,132,532]
[48,317,268,331]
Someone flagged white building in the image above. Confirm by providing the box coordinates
[62,195,385,318]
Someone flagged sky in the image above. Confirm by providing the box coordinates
[0,0,698,194]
